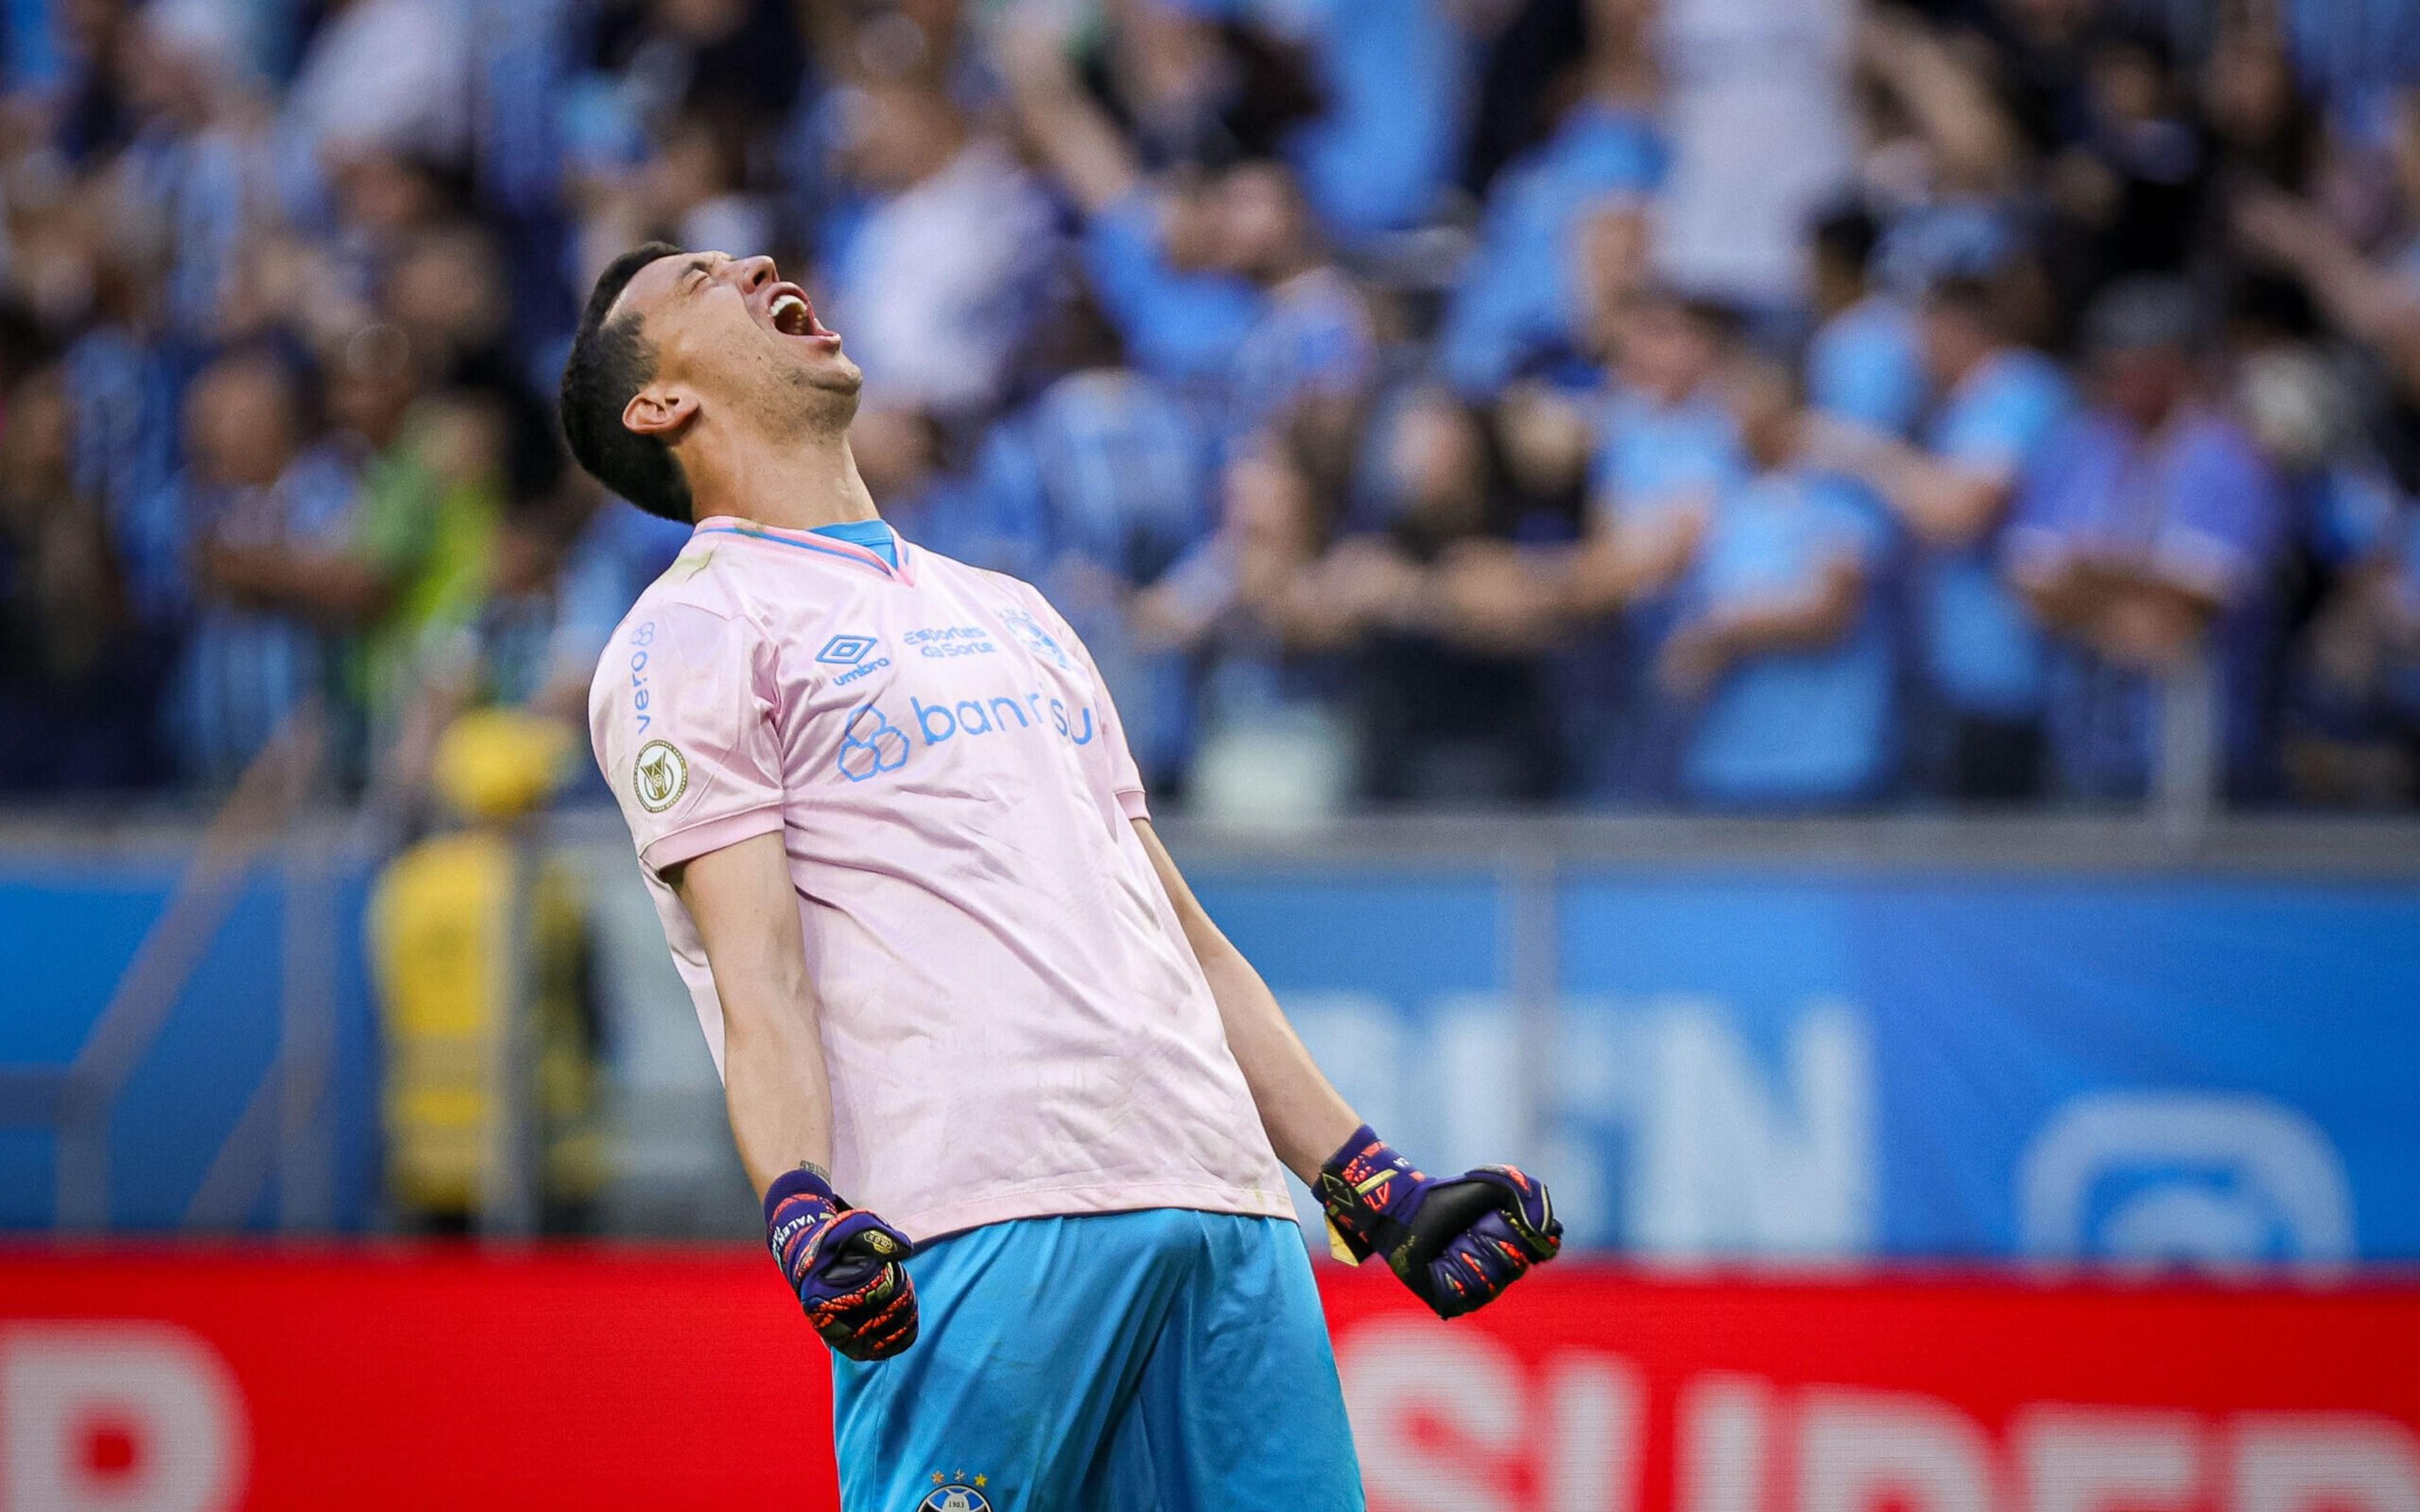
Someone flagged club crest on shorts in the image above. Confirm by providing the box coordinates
[919,1470,992,1511]
[633,740,688,813]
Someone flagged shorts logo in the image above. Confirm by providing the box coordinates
[920,1471,991,1511]
[633,740,688,813]
[997,607,1071,670]
[838,704,911,782]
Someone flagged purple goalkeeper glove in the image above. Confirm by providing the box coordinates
[1317,1125,1562,1320]
[764,1166,919,1361]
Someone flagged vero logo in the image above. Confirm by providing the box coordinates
[817,634,879,665]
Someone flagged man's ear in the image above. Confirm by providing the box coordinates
[622,385,699,440]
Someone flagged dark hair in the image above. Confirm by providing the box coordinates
[1676,295,1749,346]
[2082,277,2204,358]
[1811,202,1880,277]
[559,241,692,522]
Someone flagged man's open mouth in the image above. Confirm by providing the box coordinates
[766,284,831,341]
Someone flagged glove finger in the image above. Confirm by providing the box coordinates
[1419,1226,1530,1319]
[846,1268,918,1335]
[819,1264,914,1330]
[1462,1166,1562,1261]
[806,1261,902,1343]
[831,1307,919,1360]
[827,1268,919,1360]
[850,1300,921,1360]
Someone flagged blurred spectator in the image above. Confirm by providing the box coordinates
[1807,273,2075,800]
[1436,287,1743,802]
[0,362,157,788]
[1654,0,1857,310]
[2008,278,2288,802]
[1345,389,1559,803]
[971,294,1213,782]
[2041,26,2210,309]
[321,319,505,771]
[1805,201,1925,437]
[1076,0,1323,173]
[3,0,2419,818]
[1558,291,1744,800]
[1662,350,1894,806]
[1276,0,1470,239]
[384,481,626,811]
[279,0,474,221]
[1216,157,1377,455]
[826,77,1054,418]
[115,0,271,341]
[1436,0,1664,394]
[1134,437,1361,823]
[163,343,360,784]
[1003,21,1265,395]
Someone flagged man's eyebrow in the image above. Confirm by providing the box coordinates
[679,255,717,287]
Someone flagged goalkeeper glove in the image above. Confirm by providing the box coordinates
[1317,1125,1561,1319]
[764,1166,919,1361]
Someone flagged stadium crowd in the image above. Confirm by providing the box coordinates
[6,0,2420,817]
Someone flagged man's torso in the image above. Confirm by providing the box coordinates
[589,518,1290,1240]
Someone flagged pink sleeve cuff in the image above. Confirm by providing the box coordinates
[1117,787,1151,822]
[642,807,786,873]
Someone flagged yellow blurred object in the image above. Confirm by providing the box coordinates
[431,707,575,821]
[369,830,604,1223]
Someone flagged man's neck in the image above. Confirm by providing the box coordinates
[688,429,880,531]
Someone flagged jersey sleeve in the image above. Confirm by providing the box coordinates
[589,600,787,873]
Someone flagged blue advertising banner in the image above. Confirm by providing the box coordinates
[5,839,2414,1266]
[1194,868,2420,1268]
[0,860,381,1232]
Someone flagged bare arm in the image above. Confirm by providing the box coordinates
[1000,24,1142,215]
[1658,556,1867,696]
[1566,494,1710,616]
[1859,10,2024,194]
[2235,188,2420,363]
[1804,416,2012,549]
[1133,817,1359,1183]
[672,830,834,1198]
[197,541,397,625]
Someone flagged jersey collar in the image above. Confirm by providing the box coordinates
[690,515,917,585]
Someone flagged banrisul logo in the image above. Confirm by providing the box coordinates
[837,704,911,782]
[817,632,890,687]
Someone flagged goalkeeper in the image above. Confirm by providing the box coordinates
[565,243,1561,1510]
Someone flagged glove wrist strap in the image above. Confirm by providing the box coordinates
[763,1164,839,1228]
[764,1166,846,1274]
[1318,1124,1419,1265]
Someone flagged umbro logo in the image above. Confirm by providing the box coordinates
[818,634,879,665]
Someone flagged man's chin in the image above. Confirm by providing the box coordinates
[809,353,863,394]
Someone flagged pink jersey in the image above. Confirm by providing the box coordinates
[588,515,1290,1240]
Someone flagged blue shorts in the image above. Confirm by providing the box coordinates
[831,1208,1364,1511]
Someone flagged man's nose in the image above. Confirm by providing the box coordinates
[733,256,777,291]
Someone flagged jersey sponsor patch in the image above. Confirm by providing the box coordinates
[996,607,1071,670]
[633,739,689,813]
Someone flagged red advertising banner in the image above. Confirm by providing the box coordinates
[1,1251,2414,1512]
